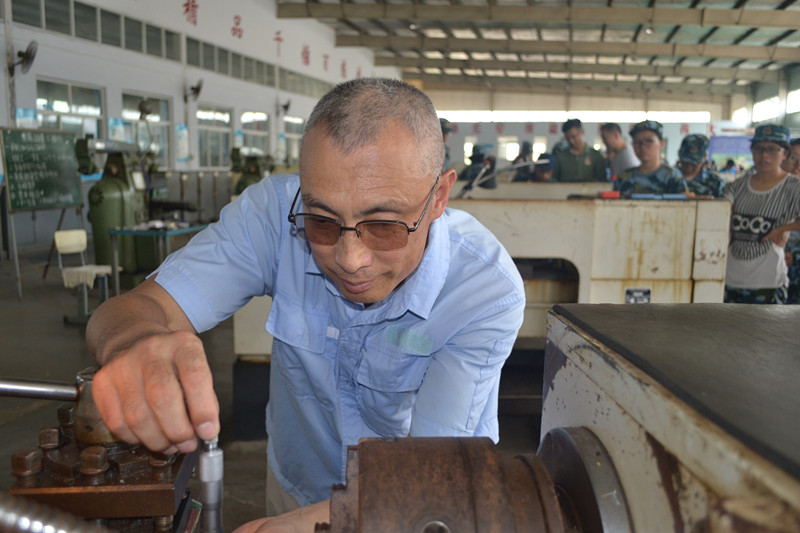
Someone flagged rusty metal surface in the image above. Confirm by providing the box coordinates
[324,437,568,533]
[5,369,198,531]
[550,303,800,483]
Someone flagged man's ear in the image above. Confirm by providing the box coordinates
[432,169,457,218]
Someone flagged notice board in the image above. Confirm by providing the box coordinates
[1,129,81,213]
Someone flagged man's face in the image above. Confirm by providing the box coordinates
[600,129,620,151]
[751,142,787,173]
[781,144,800,175]
[298,124,456,304]
[632,130,663,163]
[564,127,585,151]
[677,159,704,180]
[534,167,553,182]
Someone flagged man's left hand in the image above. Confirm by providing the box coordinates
[233,500,330,533]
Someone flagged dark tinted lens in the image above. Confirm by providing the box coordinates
[299,215,340,245]
[359,221,408,250]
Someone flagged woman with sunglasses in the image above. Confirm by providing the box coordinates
[614,120,687,197]
[724,124,800,304]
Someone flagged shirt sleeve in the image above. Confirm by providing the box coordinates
[409,291,525,442]
[152,177,286,332]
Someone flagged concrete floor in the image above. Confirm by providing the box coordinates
[0,242,540,531]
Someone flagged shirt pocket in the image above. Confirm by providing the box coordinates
[267,295,330,401]
[355,342,432,437]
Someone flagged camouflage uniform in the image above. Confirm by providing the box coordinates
[724,286,788,304]
[614,163,687,196]
[687,167,726,198]
[786,232,800,304]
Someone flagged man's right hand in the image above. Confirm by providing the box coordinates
[87,278,220,454]
[92,331,219,453]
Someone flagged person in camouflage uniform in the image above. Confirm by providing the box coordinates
[614,120,687,196]
[677,134,726,198]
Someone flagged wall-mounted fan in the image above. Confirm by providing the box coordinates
[184,79,203,103]
[8,41,37,77]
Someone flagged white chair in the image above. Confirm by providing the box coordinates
[54,229,112,325]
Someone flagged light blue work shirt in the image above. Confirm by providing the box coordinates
[153,174,525,505]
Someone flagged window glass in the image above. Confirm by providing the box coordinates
[244,57,255,82]
[241,111,268,132]
[71,86,102,116]
[100,10,121,47]
[146,24,163,57]
[186,37,200,66]
[197,105,231,168]
[37,80,105,139]
[202,42,215,71]
[60,116,85,135]
[122,93,171,168]
[165,30,180,61]
[125,17,143,52]
[231,53,242,78]
[209,131,221,167]
[283,116,304,135]
[198,129,208,166]
[38,114,58,129]
[256,61,265,84]
[217,48,229,75]
[12,0,41,27]
[36,80,69,112]
[74,2,97,41]
[44,0,70,34]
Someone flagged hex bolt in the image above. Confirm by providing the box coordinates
[154,515,173,532]
[57,404,75,438]
[39,426,62,450]
[80,446,110,485]
[148,451,175,482]
[11,448,42,488]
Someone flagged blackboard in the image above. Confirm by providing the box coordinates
[1,128,82,212]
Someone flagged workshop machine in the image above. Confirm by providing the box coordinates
[83,139,194,284]
[4,305,799,532]
[0,369,222,533]
[313,304,800,532]
[231,148,272,197]
[85,139,149,274]
[448,185,731,343]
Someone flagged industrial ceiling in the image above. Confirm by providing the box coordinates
[276,0,800,99]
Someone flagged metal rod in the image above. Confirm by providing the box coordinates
[0,377,78,402]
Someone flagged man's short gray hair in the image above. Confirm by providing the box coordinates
[302,78,445,178]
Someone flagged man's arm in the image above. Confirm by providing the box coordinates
[232,500,330,533]
[86,277,219,454]
[409,295,525,439]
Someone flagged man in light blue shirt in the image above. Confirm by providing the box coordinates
[86,78,525,529]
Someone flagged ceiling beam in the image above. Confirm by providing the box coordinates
[277,3,800,30]
[403,72,746,97]
[337,34,800,62]
[375,56,777,82]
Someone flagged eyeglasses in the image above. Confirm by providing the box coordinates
[633,138,659,147]
[752,145,784,155]
[288,174,440,251]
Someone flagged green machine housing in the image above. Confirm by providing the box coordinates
[85,140,154,277]
[232,147,272,196]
